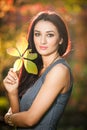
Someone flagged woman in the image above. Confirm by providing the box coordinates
[3,10,73,130]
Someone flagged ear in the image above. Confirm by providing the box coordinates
[59,38,63,45]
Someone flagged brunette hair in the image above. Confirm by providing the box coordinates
[18,10,71,98]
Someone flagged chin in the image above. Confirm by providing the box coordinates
[38,51,48,56]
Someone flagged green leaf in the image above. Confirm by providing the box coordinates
[24,60,38,74]
[13,58,23,72]
[6,37,38,74]
[7,47,20,57]
[16,37,28,55]
[23,50,38,60]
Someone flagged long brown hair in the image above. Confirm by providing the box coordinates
[18,10,71,98]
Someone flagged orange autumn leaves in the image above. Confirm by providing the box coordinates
[7,37,38,74]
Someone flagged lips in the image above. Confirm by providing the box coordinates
[39,46,48,50]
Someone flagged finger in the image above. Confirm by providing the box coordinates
[8,72,17,81]
[5,74,17,84]
[10,68,19,75]
[8,70,18,80]
[5,80,15,85]
[5,76,16,85]
[9,68,14,71]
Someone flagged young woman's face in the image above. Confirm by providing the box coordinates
[34,20,60,56]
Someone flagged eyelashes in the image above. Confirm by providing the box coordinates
[34,33,40,37]
[47,34,54,37]
[34,33,54,37]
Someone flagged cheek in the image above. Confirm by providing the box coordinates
[34,37,40,50]
[48,38,58,46]
[34,36,36,44]
[34,37,37,47]
[49,39,59,51]
[34,37,40,46]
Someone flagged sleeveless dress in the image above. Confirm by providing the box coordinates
[17,58,73,130]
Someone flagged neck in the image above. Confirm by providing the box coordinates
[42,54,61,69]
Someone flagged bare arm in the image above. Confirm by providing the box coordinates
[3,68,20,113]
[5,64,70,127]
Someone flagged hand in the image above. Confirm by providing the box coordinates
[4,112,14,126]
[3,68,19,95]
[4,108,12,124]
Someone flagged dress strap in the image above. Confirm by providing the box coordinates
[41,58,73,86]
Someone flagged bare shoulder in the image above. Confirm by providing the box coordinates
[45,63,70,92]
[47,63,70,79]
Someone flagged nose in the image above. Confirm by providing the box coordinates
[40,35,46,45]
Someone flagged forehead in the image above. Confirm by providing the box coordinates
[34,20,58,32]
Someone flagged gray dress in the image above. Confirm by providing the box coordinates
[17,58,73,130]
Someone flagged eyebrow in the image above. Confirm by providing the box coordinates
[34,30,55,33]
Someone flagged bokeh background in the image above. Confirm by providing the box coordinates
[0,0,87,130]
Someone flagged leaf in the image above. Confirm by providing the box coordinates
[7,47,20,57]
[24,60,38,74]
[6,37,38,74]
[13,58,23,72]
[23,50,38,60]
[16,37,28,55]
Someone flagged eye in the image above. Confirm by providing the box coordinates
[47,33,54,37]
[34,32,40,37]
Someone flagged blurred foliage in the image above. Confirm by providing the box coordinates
[0,0,87,130]
[0,97,9,110]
